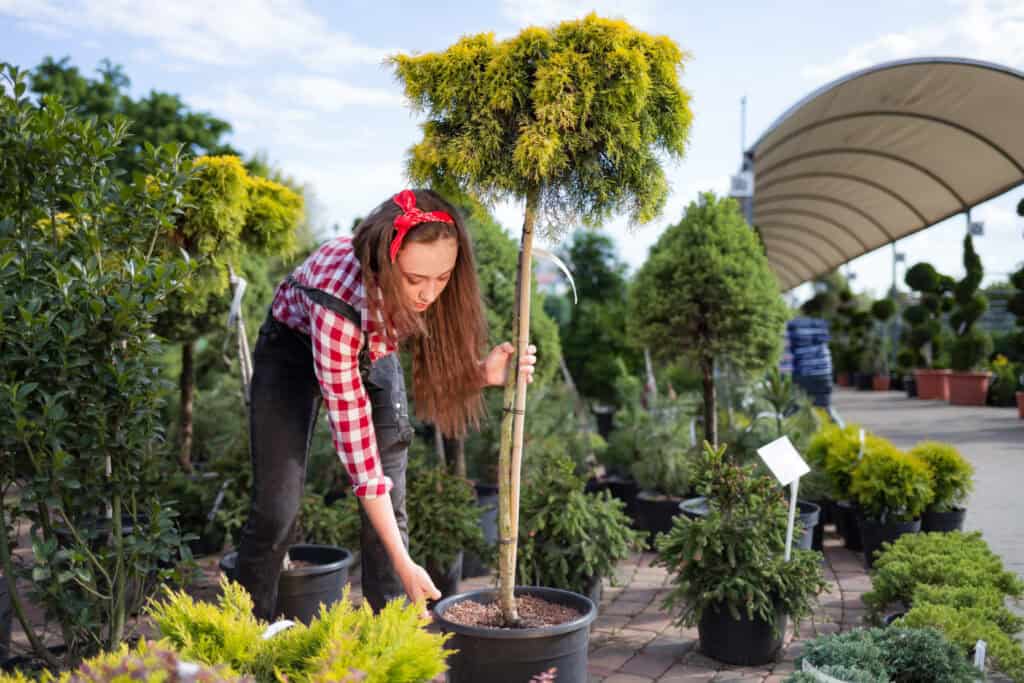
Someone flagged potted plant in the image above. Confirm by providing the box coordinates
[1007,260,1024,418]
[808,423,865,551]
[849,439,933,569]
[870,299,896,390]
[948,235,994,405]
[406,456,489,601]
[909,441,974,532]
[657,442,827,666]
[904,262,955,400]
[631,400,698,544]
[517,454,642,608]
[391,14,694,681]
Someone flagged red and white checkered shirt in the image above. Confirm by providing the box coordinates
[271,236,398,499]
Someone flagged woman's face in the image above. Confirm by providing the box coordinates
[395,237,458,312]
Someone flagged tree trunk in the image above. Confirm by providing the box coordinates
[178,341,195,473]
[701,355,717,448]
[433,427,447,470]
[497,189,539,625]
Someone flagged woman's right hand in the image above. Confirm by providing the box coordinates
[395,557,442,618]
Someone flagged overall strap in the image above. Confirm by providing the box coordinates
[286,275,371,377]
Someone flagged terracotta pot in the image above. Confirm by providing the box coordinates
[872,375,891,391]
[948,372,991,406]
[1017,392,1024,419]
[914,369,951,400]
[836,372,850,387]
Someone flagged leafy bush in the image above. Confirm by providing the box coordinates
[907,442,973,512]
[786,665,887,683]
[517,454,643,594]
[296,492,360,551]
[806,423,864,501]
[0,62,194,666]
[147,579,450,683]
[863,531,1024,617]
[849,439,933,522]
[406,457,487,575]
[794,626,977,683]
[987,354,1021,406]
[899,604,1024,682]
[656,443,827,630]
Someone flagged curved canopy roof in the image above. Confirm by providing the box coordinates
[748,57,1024,290]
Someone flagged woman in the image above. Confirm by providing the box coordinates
[236,189,535,619]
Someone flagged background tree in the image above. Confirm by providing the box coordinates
[630,192,788,448]
[902,262,955,369]
[556,230,641,407]
[949,234,992,372]
[391,14,693,623]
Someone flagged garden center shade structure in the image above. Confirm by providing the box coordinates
[744,57,1024,290]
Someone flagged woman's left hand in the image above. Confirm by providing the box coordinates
[483,342,537,387]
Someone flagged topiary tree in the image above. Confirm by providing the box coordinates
[630,192,788,448]
[391,13,693,623]
[869,298,897,376]
[903,262,954,368]
[949,235,992,372]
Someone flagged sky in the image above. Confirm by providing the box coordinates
[3,0,1024,306]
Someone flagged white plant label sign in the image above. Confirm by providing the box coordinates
[757,436,810,486]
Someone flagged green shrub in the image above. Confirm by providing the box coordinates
[907,442,973,512]
[913,584,1024,636]
[146,578,450,683]
[656,443,827,631]
[899,604,1024,682]
[297,492,360,551]
[795,627,978,683]
[517,454,643,594]
[849,439,933,521]
[406,457,487,575]
[785,665,887,683]
[863,531,1024,617]
[806,423,866,501]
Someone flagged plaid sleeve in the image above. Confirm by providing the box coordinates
[308,304,393,499]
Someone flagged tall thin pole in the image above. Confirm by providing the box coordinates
[740,96,747,154]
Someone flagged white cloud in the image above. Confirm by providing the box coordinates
[499,0,657,32]
[801,0,1024,83]
[16,18,70,39]
[0,0,392,70]
[270,76,404,112]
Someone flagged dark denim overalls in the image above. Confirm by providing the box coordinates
[236,278,414,619]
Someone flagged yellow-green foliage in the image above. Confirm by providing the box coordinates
[908,441,974,512]
[146,579,264,674]
[244,175,302,255]
[0,641,250,683]
[849,439,933,521]
[144,578,449,683]
[391,14,693,233]
[806,423,864,499]
[184,156,250,255]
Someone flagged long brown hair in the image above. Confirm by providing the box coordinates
[352,189,487,438]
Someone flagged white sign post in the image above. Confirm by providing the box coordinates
[757,436,811,561]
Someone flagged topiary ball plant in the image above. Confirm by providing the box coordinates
[908,442,973,513]
[849,439,934,522]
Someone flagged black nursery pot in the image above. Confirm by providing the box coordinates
[859,516,921,569]
[698,599,787,666]
[635,490,683,544]
[794,501,821,551]
[905,376,918,398]
[604,474,639,519]
[220,544,354,623]
[433,586,597,683]
[835,500,863,551]
[921,507,966,533]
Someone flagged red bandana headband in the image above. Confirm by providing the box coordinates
[389,189,455,263]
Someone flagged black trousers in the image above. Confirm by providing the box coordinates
[235,313,414,620]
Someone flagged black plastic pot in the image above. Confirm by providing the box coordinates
[604,474,639,520]
[859,516,921,569]
[905,376,918,398]
[921,507,966,532]
[583,575,603,609]
[835,500,863,551]
[883,611,907,626]
[428,552,463,602]
[463,484,498,579]
[591,405,617,440]
[698,600,787,666]
[433,586,597,683]
[855,372,874,391]
[794,501,821,551]
[635,490,684,544]
[2,645,68,674]
[220,544,354,623]
[0,575,10,665]
[678,496,708,521]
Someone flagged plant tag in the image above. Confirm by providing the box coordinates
[858,428,865,460]
[262,620,296,639]
[757,436,810,486]
[974,640,987,671]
